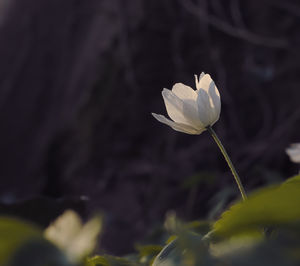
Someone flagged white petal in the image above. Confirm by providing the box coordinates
[286,143,300,163]
[182,101,205,129]
[194,72,205,90]
[162,88,204,129]
[196,76,221,126]
[152,113,204,135]
[44,210,101,262]
[162,88,189,124]
[197,73,212,92]
[44,210,82,249]
[197,89,215,126]
[69,216,102,261]
[171,83,205,128]
[207,80,221,124]
[172,83,197,101]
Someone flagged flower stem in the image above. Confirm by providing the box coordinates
[207,126,247,201]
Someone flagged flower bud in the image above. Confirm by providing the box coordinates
[152,73,221,134]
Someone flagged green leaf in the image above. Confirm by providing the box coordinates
[211,225,300,266]
[85,255,136,266]
[213,175,300,237]
[0,216,72,266]
[153,231,214,266]
[135,244,162,257]
[8,238,72,266]
[135,244,162,265]
[185,220,211,235]
[152,238,180,266]
[0,216,42,264]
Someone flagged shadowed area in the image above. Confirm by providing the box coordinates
[0,0,300,255]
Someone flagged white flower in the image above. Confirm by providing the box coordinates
[152,72,221,134]
[286,143,300,163]
[44,210,102,263]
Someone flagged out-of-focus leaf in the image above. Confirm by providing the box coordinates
[8,238,72,266]
[283,174,300,185]
[213,226,300,266]
[176,231,215,266]
[85,255,135,266]
[210,233,263,259]
[152,238,181,266]
[153,231,214,266]
[213,175,300,237]
[0,216,42,264]
[185,220,211,235]
[0,216,72,266]
[45,209,102,263]
[208,186,235,220]
[135,244,162,265]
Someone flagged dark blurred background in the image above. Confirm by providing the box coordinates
[0,0,300,255]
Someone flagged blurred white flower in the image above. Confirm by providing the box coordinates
[152,72,221,134]
[286,143,300,163]
[44,210,102,263]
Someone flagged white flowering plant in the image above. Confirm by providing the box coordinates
[1,73,300,266]
[153,73,247,201]
[85,74,300,266]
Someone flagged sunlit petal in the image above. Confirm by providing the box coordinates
[44,210,102,263]
[152,113,202,134]
[194,72,205,90]
[152,73,221,135]
[207,80,221,125]
[197,89,215,126]
[172,83,197,101]
[197,73,213,92]
[162,88,189,124]
[171,83,205,128]
[286,143,300,163]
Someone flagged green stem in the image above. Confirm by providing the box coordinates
[207,126,247,201]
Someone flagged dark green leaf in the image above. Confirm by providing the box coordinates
[0,216,73,266]
[85,255,136,266]
[153,231,214,266]
[213,175,300,237]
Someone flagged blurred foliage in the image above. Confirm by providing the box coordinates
[0,216,71,266]
[85,255,135,266]
[1,0,300,259]
[1,175,300,265]
[152,174,300,266]
[1,0,300,255]
[0,217,42,265]
[213,174,300,237]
